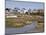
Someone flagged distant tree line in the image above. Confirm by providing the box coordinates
[5,8,44,16]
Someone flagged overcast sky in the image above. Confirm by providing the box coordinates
[5,0,44,10]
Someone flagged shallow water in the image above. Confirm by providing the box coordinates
[5,21,37,34]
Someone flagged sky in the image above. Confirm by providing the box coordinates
[5,0,44,10]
